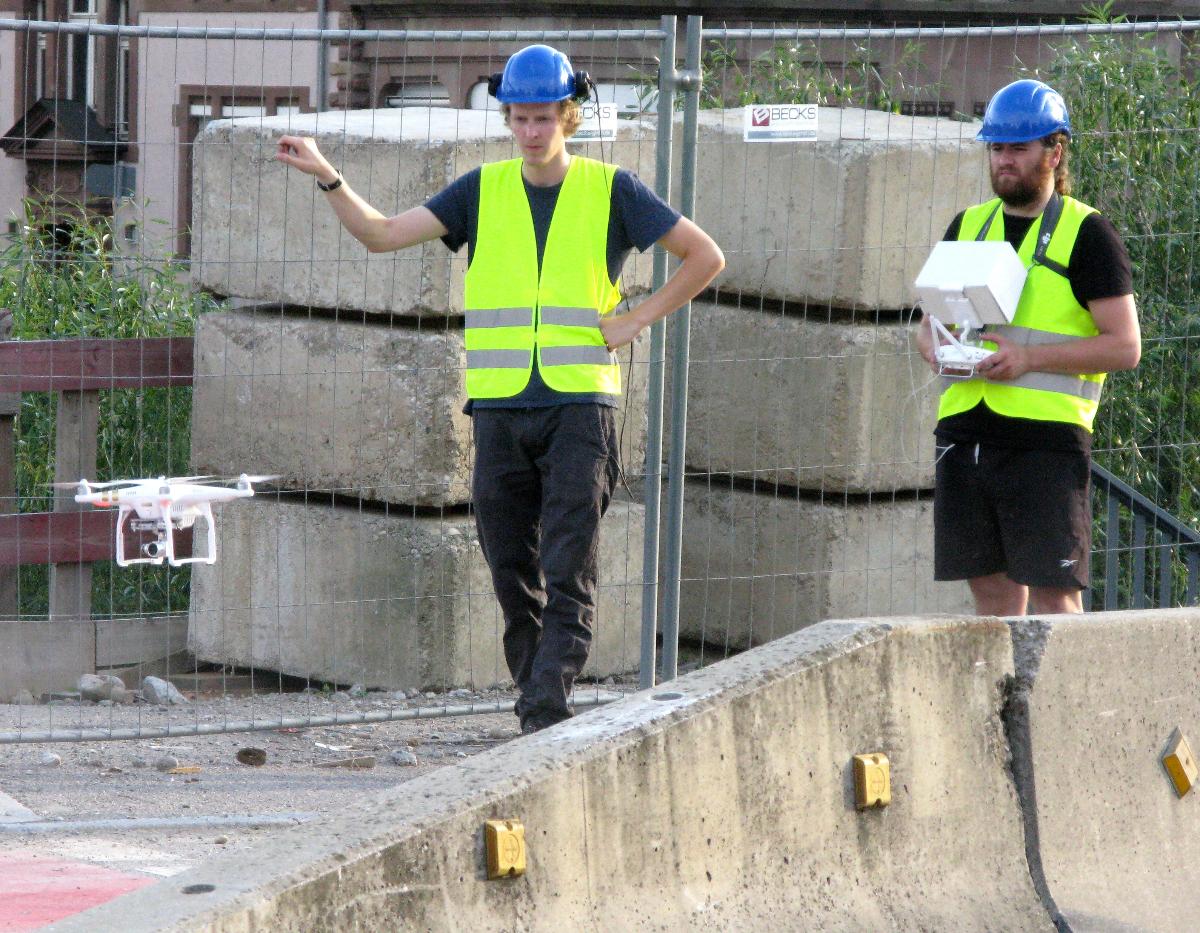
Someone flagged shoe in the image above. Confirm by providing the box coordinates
[520,713,562,734]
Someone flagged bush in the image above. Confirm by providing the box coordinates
[698,36,947,114]
[0,205,218,617]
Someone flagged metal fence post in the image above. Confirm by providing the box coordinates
[0,310,16,618]
[316,0,328,111]
[658,14,702,683]
[639,14,677,691]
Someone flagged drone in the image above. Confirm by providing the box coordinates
[66,474,275,567]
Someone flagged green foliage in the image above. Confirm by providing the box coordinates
[698,38,947,114]
[1035,9,1200,604]
[0,205,218,617]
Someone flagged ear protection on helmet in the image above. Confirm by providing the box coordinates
[488,69,593,101]
[572,70,594,101]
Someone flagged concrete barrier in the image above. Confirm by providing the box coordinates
[691,107,986,310]
[676,481,972,645]
[678,299,939,492]
[51,617,1053,931]
[1009,610,1200,932]
[191,109,656,316]
[50,611,1200,931]
[189,498,645,690]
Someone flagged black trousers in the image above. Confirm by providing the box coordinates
[471,404,620,728]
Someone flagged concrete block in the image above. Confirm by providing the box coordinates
[676,299,938,492]
[68,618,1051,931]
[676,482,971,646]
[190,308,650,507]
[1013,610,1200,932]
[188,497,644,690]
[192,108,656,315]
[690,107,988,310]
[0,619,94,699]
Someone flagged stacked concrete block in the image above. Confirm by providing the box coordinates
[190,499,644,691]
[680,300,940,492]
[191,308,649,508]
[188,109,656,687]
[690,107,987,310]
[676,483,960,646]
[192,108,656,315]
[668,108,980,647]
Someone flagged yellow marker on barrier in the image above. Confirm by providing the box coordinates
[1162,728,1198,798]
[484,819,526,879]
[853,753,891,810]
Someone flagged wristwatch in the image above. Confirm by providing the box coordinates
[316,173,343,192]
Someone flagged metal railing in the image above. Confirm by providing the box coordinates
[1089,463,1200,611]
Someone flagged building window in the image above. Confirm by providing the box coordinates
[179,91,308,258]
[66,0,98,107]
[900,100,954,118]
[33,1,47,101]
[381,81,451,108]
[114,0,131,138]
[466,80,655,115]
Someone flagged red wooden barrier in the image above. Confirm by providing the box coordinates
[0,337,193,392]
[0,336,195,570]
[0,511,194,566]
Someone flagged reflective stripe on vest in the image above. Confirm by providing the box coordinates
[937,195,1107,432]
[463,156,623,399]
[938,325,1103,400]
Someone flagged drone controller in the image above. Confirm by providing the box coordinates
[914,240,1027,380]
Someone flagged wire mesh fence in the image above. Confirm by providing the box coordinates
[0,13,1198,742]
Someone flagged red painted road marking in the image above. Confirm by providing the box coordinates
[0,853,154,931]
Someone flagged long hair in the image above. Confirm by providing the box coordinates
[1042,131,1071,196]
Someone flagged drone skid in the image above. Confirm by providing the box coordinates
[929,315,994,380]
[115,504,218,568]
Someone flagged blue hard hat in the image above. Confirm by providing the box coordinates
[977,79,1071,143]
[495,45,578,104]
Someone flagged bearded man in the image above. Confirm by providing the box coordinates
[915,79,1140,616]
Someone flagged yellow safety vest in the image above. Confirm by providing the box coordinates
[463,156,623,399]
[938,194,1106,431]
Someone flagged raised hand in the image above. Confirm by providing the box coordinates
[275,135,338,185]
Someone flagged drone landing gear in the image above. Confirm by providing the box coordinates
[929,315,995,379]
[115,505,217,567]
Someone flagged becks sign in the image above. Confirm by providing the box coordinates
[743,103,819,142]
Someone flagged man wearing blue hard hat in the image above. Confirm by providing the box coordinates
[916,78,1140,616]
[277,46,724,732]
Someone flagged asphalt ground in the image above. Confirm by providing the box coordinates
[0,683,629,929]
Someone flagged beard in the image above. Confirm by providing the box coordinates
[991,156,1055,208]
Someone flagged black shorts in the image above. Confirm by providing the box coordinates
[933,441,1091,589]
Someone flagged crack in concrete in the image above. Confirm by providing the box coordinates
[1002,618,1070,933]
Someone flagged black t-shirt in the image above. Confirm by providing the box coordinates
[934,206,1134,452]
[425,164,681,410]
